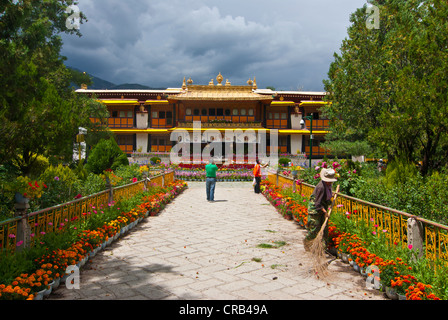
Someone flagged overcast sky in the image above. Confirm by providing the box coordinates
[61,0,368,91]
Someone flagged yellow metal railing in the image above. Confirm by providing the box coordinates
[267,171,448,263]
[0,170,176,253]
[113,181,145,203]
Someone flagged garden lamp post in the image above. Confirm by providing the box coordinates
[76,133,84,162]
[300,116,313,168]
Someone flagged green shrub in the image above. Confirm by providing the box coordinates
[384,156,419,188]
[72,159,88,181]
[0,165,17,220]
[85,138,129,174]
[150,156,161,165]
[278,158,291,167]
[75,172,106,197]
[39,164,79,187]
[114,163,142,186]
[38,164,80,208]
[11,154,50,179]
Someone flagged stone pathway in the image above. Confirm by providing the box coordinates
[49,182,386,300]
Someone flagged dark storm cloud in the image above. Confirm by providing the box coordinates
[61,0,368,90]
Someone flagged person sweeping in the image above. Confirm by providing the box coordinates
[304,168,339,276]
[305,168,338,248]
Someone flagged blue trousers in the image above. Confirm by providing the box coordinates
[206,177,216,201]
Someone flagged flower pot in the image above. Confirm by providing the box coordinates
[51,277,61,291]
[398,293,406,300]
[385,286,398,300]
[341,253,350,263]
[360,267,367,277]
[89,249,97,258]
[353,262,360,273]
[42,284,52,297]
[34,290,45,300]
[61,273,70,284]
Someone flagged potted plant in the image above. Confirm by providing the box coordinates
[378,261,399,299]
[391,275,415,300]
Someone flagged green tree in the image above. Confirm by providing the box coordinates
[85,138,129,174]
[0,1,109,174]
[323,0,448,175]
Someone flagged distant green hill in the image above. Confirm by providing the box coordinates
[110,83,153,90]
[67,66,164,90]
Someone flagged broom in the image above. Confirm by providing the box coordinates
[309,184,340,278]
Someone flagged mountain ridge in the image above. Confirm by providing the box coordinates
[68,66,165,90]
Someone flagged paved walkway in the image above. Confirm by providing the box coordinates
[49,182,386,300]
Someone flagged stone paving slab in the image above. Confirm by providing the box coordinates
[48,181,386,301]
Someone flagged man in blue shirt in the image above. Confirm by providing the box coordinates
[205,158,219,202]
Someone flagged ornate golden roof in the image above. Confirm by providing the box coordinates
[168,73,272,102]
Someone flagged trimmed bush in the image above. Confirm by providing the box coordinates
[85,138,129,174]
[278,157,291,167]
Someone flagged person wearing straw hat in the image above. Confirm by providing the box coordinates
[304,168,338,247]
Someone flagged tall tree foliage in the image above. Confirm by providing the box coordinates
[0,0,109,174]
[322,0,448,175]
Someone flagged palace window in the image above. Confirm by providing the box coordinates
[166,111,173,125]
[186,108,192,116]
[209,108,216,116]
[225,109,231,116]
[116,134,134,154]
[151,110,173,128]
[240,109,246,116]
[108,107,133,128]
[248,109,254,116]
[193,109,200,116]
[217,108,223,116]
[151,136,172,152]
[266,111,287,129]
[233,109,238,116]
[201,109,207,116]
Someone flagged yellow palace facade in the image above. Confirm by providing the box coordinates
[77,73,330,161]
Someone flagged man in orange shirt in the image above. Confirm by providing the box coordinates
[253,159,268,194]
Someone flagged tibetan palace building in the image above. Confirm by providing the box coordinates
[77,73,330,162]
